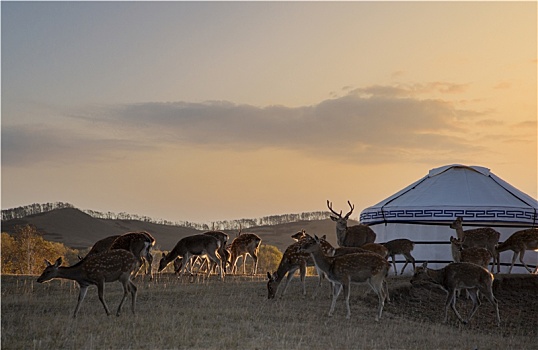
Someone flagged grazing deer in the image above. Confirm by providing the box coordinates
[410,262,500,326]
[297,234,389,321]
[109,231,156,279]
[84,235,121,258]
[229,232,262,275]
[382,238,416,275]
[158,234,223,279]
[327,200,376,247]
[266,234,332,299]
[450,236,492,268]
[203,231,230,274]
[37,250,138,318]
[496,228,538,274]
[450,217,500,273]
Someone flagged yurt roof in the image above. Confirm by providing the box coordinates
[360,164,538,227]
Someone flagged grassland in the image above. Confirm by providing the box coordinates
[2,273,537,349]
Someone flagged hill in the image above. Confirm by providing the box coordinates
[1,207,349,252]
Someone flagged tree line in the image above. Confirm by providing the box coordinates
[1,202,331,230]
[1,225,79,275]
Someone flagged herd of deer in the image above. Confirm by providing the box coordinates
[37,200,538,327]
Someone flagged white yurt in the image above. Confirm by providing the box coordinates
[360,164,538,273]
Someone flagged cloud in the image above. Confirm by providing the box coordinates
[2,85,488,167]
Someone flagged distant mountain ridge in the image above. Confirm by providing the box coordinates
[1,205,345,252]
[1,202,331,230]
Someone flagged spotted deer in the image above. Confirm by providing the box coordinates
[327,200,376,247]
[158,234,223,279]
[450,236,492,268]
[496,228,538,273]
[266,234,333,299]
[450,217,501,273]
[229,232,262,275]
[297,234,389,321]
[382,238,416,275]
[37,250,138,318]
[109,231,156,279]
[410,262,500,326]
[83,235,120,258]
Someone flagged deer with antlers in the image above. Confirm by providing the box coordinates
[327,200,376,247]
[410,262,500,326]
[266,234,333,299]
[229,231,262,275]
[382,238,416,275]
[297,234,389,321]
[450,217,500,273]
[496,228,538,274]
[158,234,223,279]
[37,250,138,318]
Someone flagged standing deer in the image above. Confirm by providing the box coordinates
[37,250,138,318]
[410,262,500,326]
[450,236,492,268]
[450,217,500,273]
[109,231,156,279]
[266,234,332,299]
[327,200,376,247]
[496,228,538,274]
[382,238,416,275]
[158,234,223,279]
[297,234,389,321]
[229,232,262,275]
[203,231,230,274]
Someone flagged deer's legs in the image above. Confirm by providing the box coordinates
[401,253,415,275]
[279,267,298,298]
[446,289,465,324]
[329,283,342,317]
[478,286,500,326]
[299,263,307,296]
[508,251,519,274]
[73,286,89,318]
[251,253,258,275]
[518,249,534,273]
[390,255,398,275]
[465,288,481,324]
[207,250,223,279]
[96,281,112,316]
[116,278,130,316]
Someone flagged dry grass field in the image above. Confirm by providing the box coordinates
[2,273,537,349]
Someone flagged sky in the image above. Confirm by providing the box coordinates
[2,1,537,224]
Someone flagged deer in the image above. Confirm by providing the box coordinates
[109,231,156,279]
[382,238,416,275]
[324,242,391,302]
[450,236,492,268]
[496,228,538,274]
[450,217,500,273]
[291,230,308,241]
[36,250,138,318]
[297,234,389,321]
[83,235,120,258]
[266,234,333,299]
[327,200,376,247]
[229,232,262,275]
[410,262,500,326]
[158,234,223,279]
[202,231,230,274]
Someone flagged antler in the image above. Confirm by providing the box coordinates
[327,200,342,217]
[344,201,355,219]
